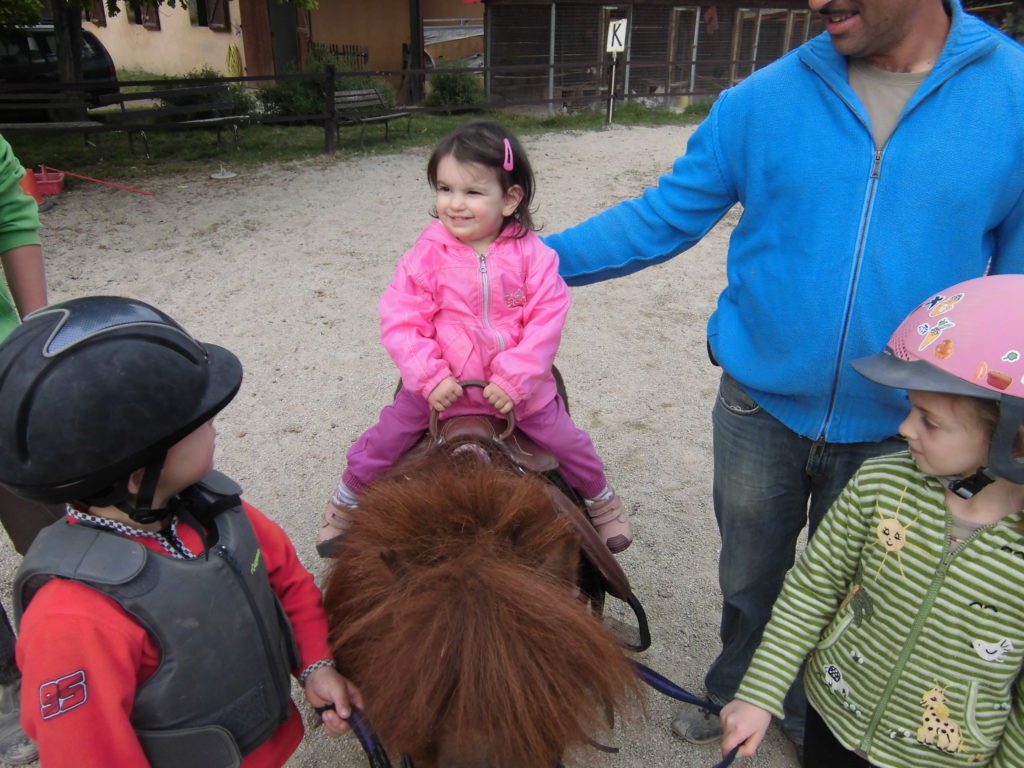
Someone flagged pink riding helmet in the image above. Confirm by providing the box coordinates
[852,274,1024,487]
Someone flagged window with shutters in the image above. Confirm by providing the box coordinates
[190,0,231,31]
[83,1,106,26]
[140,3,161,31]
[126,2,160,30]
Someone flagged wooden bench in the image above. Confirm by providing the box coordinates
[332,88,411,148]
[96,84,248,158]
[0,92,103,144]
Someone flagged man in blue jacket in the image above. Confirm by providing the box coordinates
[546,0,1024,754]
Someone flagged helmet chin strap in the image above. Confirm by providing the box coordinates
[116,453,169,525]
[944,467,997,500]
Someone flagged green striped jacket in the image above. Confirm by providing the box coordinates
[737,451,1024,767]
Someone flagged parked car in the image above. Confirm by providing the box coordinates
[0,24,119,109]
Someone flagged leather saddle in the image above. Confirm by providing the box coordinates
[414,411,647,649]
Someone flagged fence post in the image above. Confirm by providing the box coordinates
[325,63,337,154]
[607,53,618,125]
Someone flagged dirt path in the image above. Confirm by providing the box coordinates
[8,124,799,767]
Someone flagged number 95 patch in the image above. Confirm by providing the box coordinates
[39,670,87,719]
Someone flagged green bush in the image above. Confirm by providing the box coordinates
[424,62,485,108]
[160,65,256,119]
[257,51,396,119]
[258,77,325,118]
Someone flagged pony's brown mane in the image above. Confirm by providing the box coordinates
[323,446,643,767]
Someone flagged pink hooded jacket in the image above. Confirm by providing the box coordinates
[380,220,571,420]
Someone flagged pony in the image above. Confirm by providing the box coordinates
[322,434,644,768]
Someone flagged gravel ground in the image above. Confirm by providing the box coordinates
[5,123,801,768]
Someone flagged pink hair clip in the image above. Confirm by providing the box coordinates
[503,138,514,172]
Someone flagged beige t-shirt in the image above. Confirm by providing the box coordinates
[950,514,986,551]
[848,58,929,148]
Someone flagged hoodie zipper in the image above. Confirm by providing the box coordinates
[477,251,505,352]
[818,146,882,440]
[857,515,990,755]
[802,44,985,441]
[801,61,882,440]
[802,18,995,438]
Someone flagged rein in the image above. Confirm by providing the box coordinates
[338,667,739,768]
[633,662,739,768]
[314,705,393,768]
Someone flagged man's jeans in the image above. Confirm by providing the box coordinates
[704,372,904,739]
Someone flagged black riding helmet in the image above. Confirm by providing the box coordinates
[0,296,242,521]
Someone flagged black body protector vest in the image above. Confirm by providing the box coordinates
[13,472,301,768]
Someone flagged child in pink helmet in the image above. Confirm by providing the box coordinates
[317,120,629,557]
[720,274,1024,767]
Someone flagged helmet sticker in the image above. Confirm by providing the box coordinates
[987,371,1013,391]
[925,292,964,317]
[854,274,1024,485]
[917,318,955,351]
[935,339,954,360]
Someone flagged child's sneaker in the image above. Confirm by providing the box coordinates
[317,498,355,558]
[671,705,723,744]
[585,487,632,553]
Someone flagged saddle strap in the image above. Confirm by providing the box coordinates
[544,485,632,600]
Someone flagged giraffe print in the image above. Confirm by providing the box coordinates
[916,685,964,754]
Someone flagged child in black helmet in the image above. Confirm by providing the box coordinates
[0,296,363,768]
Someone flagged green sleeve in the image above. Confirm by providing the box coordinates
[735,472,870,717]
[0,134,42,254]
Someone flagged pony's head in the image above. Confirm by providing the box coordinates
[323,445,642,767]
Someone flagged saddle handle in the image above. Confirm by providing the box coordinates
[428,379,516,441]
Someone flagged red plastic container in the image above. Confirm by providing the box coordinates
[34,168,65,196]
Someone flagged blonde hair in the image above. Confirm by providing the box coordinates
[957,396,1024,458]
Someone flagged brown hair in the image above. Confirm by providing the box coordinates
[426,119,537,236]
[322,447,642,767]
[956,395,1024,458]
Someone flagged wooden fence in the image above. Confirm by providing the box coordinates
[1,55,748,154]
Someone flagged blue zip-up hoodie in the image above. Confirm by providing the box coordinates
[546,2,1024,444]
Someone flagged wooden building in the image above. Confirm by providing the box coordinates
[479,0,826,109]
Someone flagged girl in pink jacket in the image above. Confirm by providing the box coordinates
[318,121,630,556]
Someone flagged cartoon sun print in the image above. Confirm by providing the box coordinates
[866,486,928,580]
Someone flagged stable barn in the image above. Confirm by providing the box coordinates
[478,0,826,109]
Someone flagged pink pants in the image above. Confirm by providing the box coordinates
[342,388,608,498]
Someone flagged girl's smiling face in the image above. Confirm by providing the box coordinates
[899,390,991,479]
[433,155,523,253]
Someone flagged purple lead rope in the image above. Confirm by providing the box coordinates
[332,667,739,768]
[633,661,739,768]
[314,704,392,768]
